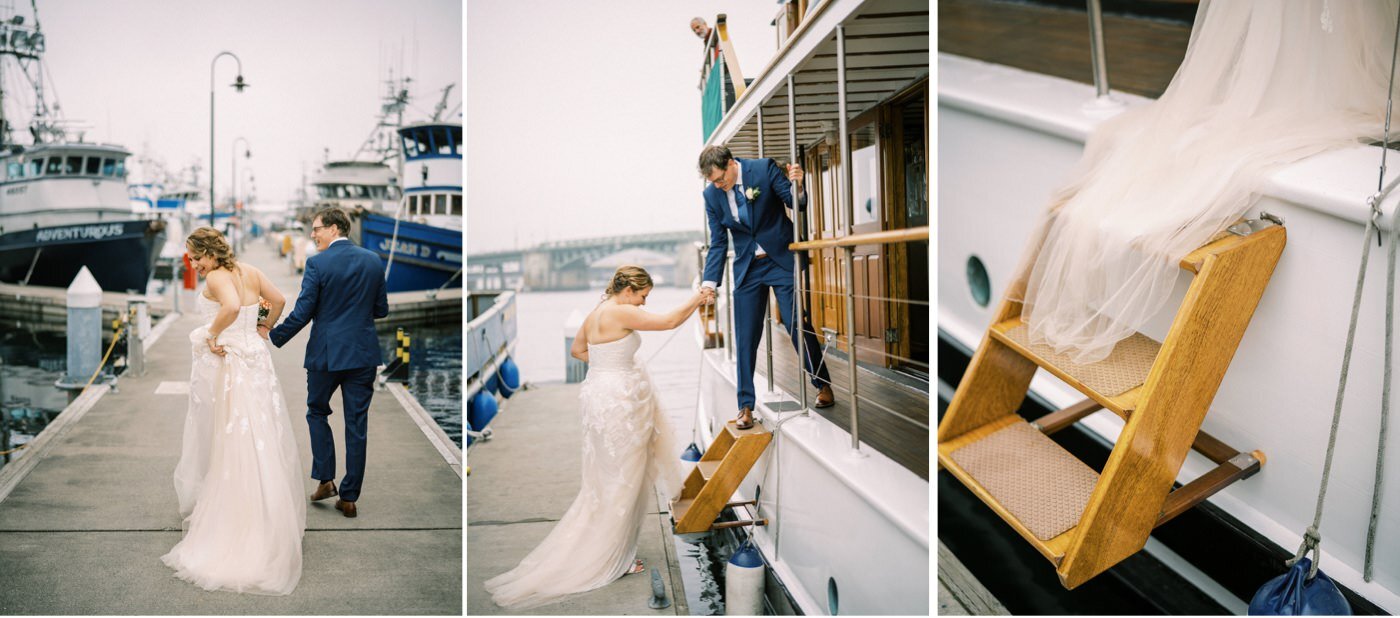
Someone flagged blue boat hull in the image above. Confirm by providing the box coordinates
[0,219,166,292]
[359,214,462,293]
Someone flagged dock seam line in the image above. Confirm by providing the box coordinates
[387,382,463,478]
[142,310,182,349]
[0,385,110,507]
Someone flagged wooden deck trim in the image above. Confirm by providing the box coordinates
[757,330,930,480]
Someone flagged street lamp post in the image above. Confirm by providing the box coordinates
[232,136,250,251]
[209,51,248,229]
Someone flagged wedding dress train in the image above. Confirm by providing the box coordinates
[485,331,683,609]
[1019,0,1400,363]
[162,292,306,595]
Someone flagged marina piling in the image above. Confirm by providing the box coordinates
[59,267,102,390]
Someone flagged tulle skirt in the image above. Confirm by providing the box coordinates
[1019,0,1400,363]
[162,323,306,595]
[484,364,682,609]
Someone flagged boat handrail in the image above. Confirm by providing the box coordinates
[787,226,929,251]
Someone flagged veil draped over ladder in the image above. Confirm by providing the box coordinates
[1017,0,1400,363]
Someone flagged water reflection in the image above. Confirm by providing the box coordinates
[379,326,462,447]
[0,330,75,474]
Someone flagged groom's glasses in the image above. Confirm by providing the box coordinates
[311,225,329,233]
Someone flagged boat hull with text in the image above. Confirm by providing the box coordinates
[0,219,165,291]
[360,212,462,293]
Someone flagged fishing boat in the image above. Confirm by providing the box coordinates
[0,7,163,293]
[686,2,929,615]
[940,0,1400,613]
[361,120,463,293]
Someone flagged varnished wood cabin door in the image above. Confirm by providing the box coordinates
[848,112,887,366]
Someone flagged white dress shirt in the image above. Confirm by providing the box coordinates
[702,171,804,291]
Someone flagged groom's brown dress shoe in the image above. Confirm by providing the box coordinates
[814,385,835,409]
[310,480,338,501]
[735,406,754,430]
[335,499,357,518]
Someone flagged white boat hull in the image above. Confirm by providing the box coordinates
[695,344,928,616]
[939,52,1400,611]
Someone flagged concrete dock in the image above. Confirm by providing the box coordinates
[466,381,689,616]
[0,238,462,614]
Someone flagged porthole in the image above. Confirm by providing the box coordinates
[966,255,991,308]
[828,577,839,615]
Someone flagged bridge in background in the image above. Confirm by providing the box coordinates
[467,230,704,291]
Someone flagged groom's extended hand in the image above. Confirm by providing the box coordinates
[699,286,716,305]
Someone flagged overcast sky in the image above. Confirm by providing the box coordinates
[467,0,782,254]
[33,0,460,205]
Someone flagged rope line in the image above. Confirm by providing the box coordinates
[1292,2,1400,582]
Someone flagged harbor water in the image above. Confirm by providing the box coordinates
[0,328,79,475]
[380,325,462,447]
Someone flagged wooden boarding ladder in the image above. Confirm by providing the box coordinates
[938,221,1284,589]
[671,421,772,533]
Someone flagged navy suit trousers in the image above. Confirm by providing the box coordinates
[732,257,830,410]
[306,366,377,502]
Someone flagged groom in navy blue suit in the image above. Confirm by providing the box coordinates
[699,145,833,430]
[265,207,389,518]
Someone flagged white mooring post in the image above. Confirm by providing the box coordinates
[59,267,103,390]
[127,298,149,376]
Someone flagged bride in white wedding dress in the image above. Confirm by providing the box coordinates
[485,266,700,609]
[162,227,306,595]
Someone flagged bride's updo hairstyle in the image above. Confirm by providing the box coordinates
[186,227,237,271]
[603,265,653,299]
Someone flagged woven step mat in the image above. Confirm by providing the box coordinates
[949,421,1099,541]
[1003,324,1159,400]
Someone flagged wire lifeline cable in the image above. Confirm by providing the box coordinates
[1289,2,1400,581]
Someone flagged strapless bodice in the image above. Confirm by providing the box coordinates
[191,292,265,355]
[587,331,641,372]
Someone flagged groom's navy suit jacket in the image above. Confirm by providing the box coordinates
[702,157,808,290]
[269,239,389,370]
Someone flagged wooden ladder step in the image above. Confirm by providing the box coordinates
[672,420,774,534]
[990,318,1159,417]
[938,415,1096,563]
[697,461,721,481]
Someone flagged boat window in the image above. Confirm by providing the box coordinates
[28,158,42,176]
[850,123,881,226]
[436,193,447,214]
[101,158,116,176]
[6,162,21,180]
[422,128,436,155]
[114,160,126,178]
[84,157,100,175]
[45,157,62,174]
[435,127,452,155]
[450,194,462,215]
[65,156,81,175]
[449,126,461,155]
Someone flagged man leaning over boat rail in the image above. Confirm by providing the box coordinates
[698,144,834,430]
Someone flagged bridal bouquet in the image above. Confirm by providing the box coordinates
[258,298,271,321]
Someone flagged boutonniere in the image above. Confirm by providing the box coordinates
[745,187,760,201]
